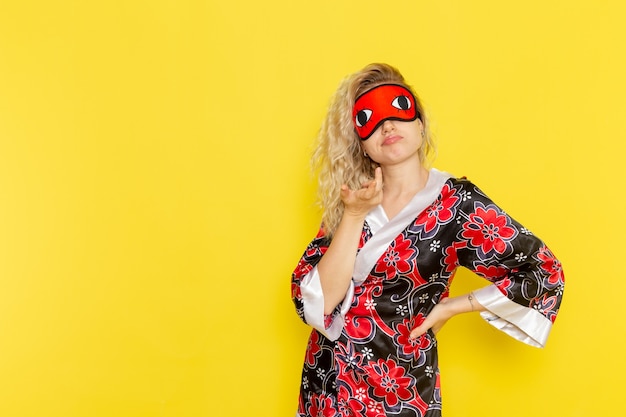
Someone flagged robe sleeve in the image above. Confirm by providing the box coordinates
[453,180,565,348]
[291,226,355,341]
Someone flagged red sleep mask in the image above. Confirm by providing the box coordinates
[352,84,420,140]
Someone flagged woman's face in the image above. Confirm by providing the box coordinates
[361,118,424,167]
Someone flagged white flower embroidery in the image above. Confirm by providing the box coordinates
[368,401,382,413]
[521,227,533,236]
[515,252,527,262]
[316,368,326,379]
[461,191,472,201]
[425,366,434,378]
[430,240,441,252]
[429,273,439,282]
[356,387,367,401]
[302,376,309,389]
[346,354,359,367]
[419,294,429,304]
[396,304,408,316]
[362,347,373,360]
[364,299,377,311]
[556,285,564,296]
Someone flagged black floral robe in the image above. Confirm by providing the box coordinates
[291,169,564,417]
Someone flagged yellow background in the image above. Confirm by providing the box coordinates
[0,1,624,416]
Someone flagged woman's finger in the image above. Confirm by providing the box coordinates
[374,167,383,192]
[410,318,431,339]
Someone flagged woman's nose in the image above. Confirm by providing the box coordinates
[381,120,395,134]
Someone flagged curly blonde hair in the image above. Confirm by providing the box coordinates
[312,63,436,238]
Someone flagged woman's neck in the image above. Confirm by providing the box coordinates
[381,163,429,198]
[379,162,430,220]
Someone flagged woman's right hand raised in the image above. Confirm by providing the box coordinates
[340,167,383,218]
[318,167,383,314]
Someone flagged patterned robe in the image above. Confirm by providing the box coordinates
[291,169,564,417]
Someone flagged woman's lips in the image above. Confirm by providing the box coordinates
[383,135,402,145]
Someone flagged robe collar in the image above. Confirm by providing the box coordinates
[353,168,452,284]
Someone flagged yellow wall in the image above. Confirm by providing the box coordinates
[0,1,623,416]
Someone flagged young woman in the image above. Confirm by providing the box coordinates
[291,63,564,416]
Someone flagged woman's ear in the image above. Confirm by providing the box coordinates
[417,118,425,135]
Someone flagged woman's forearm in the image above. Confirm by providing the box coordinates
[410,291,487,339]
[317,213,366,315]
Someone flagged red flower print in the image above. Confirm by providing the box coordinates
[442,242,465,273]
[495,276,513,293]
[291,281,302,300]
[336,341,366,375]
[307,393,336,417]
[365,358,415,407]
[305,246,322,259]
[305,331,322,367]
[532,293,559,323]
[374,236,417,280]
[394,317,432,364]
[537,245,564,286]
[337,385,366,416]
[474,264,509,281]
[412,184,459,237]
[461,202,517,258]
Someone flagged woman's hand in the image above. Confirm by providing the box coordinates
[410,298,455,339]
[409,293,484,339]
[341,167,383,218]
[317,167,384,314]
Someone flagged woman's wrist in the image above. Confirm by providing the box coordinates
[342,207,369,221]
[441,294,478,316]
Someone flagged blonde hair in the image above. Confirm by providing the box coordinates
[312,63,436,238]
